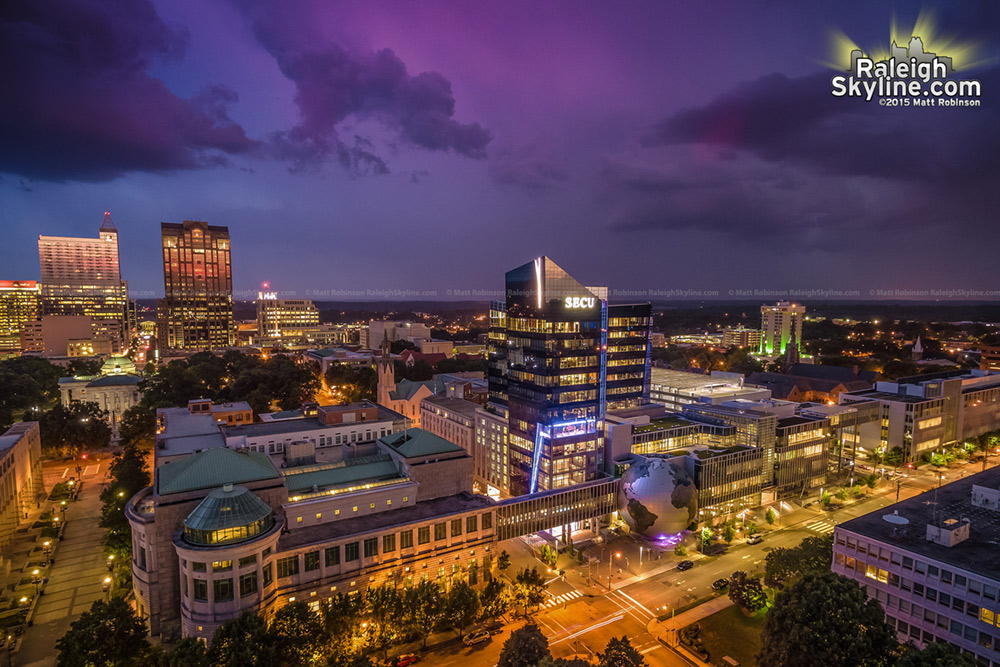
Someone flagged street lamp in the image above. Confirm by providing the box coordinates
[42,540,50,555]
[103,576,112,599]
[31,569,40,597]
[107,554,115,572]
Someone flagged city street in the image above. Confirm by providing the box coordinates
[417,457,990,667]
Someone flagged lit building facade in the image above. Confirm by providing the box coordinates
[606,303,653,410]
[0,423,45,565]
[0,281,40,352]
[833,466,1000,665]
[723,327,762,350]
[759,302,804,357]
[158,221,235,351]
[256,291,319,341]
[37,212,126,350]
[489,257,608,496]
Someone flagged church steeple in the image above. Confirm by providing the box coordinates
[377,331,395,405]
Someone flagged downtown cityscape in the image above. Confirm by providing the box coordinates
[2,2,1000,667]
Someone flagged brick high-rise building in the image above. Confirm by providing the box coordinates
[157,221,235,351]
[37,212,126,350]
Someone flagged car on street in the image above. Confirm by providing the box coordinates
[746,534,763,545]
[396,655,419,667]
[677,560,694,571]
[712,578,728,590]
[463,630,491,646]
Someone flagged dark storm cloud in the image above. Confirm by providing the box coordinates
[0,0,258,182]
[234,1,491,174]
[610,66,1000,245]
[643,69,1000,184]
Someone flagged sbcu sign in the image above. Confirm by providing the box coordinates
[564,296,595,309]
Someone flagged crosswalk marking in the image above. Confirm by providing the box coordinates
[544,589,583,607]
[807,520,836,534]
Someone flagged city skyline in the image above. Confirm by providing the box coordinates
[3,1,1000,300]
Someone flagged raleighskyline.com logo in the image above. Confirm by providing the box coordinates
[832,36,981,105]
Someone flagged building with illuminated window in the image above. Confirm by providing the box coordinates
[840,370,1000,462]
[487,257,650,496]
[158,221,235,351]
[0,422,45,563]
[982,347,1000,373]
[256,290,319,343]
[722,327,762,350]
[833,466,1000,665]
[0,281,40,353]
[759,301,804,357]
[37,212,127,351]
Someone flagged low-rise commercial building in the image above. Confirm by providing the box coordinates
[722,327,761,350]
[834,466,1000,665]
[649,368,771,412]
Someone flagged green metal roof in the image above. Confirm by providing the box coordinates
[183,485,273,540]
[380,428,465,458]
[283,455,402,493]
[157,448,280,495]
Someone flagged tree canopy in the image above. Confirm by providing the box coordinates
[759,572,897,667]
[499,623,550,667]
[55,598,151,667]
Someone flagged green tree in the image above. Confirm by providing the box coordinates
[100,442,151,562]
[727,570,767,613]
[66,357,103,376]
[723,523,736,544]
[835,488,849,501]
[271,601,325,667]
[209,612,278,667]
[365,585,403,654]
[118,404,155,450]
[322,593,365,657]
[405,580,446,648]
[498,549,512,572]
[598,636,647,667]
[673,545,687,557]
[866,474,878,489]
[699,526,712,551]
[498,623,550,667]
[447,580,481,638]
[743,519,757,536]
[514,567,548,615]
[765,507,777,526]
[897,642,978,667]
[158,636,209,667]
[763,547,797,588]
[55,598,151,667]
[40,401,112,455]
[480,578,512,629]
[759,572,897,667]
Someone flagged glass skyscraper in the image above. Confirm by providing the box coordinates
[488,256,651,496]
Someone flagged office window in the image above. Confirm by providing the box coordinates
[466,515,478,533]
[263,547,272,558]
[482,513,493,530]
[401,530,414,549]
[435,523,447,541]
[304,551,320,572]
[345,542,360,561]
[262,563,273,586]
[364,538,378,558]
[277,556,299,578]
[212,560,232,572]
[325,546,341,567]
[383,534,396,553]
[451,519,462,537]
[418,527,430,545]
[214,578,234,602]
[239,555,257,569]
[240,572,258,597]
[192,562,206,573]
[193,578,208,602]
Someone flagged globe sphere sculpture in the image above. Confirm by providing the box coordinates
[618,456,698,538]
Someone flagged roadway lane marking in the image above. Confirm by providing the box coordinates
[613,589,656,619]
[640,645,662,654]
[550,614,625,645]
[605,591,652,625]
[61,468,69,479]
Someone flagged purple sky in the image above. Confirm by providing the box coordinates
[3,0,999,301]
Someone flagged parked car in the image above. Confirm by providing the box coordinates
[747,534,763,545]
[677,560,694,571]
[712,578,729,590]
[396,655,419,667]
[463,630,491,646]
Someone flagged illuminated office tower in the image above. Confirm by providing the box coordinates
[0,281,41,352]
[157,221,234,351]
[37,212,126,350]
[487,257,650,495]
[256,287,319,340]
[760,301,804,357]
[606,303,653,410]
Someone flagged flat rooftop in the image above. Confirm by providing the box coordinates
[633,416,694,433]
[848,390,935,404]
[224,405,404,438]
[651,368,745,391]
[278,492,494,549]
[420,395,480,418]
[838,466,1000,580]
